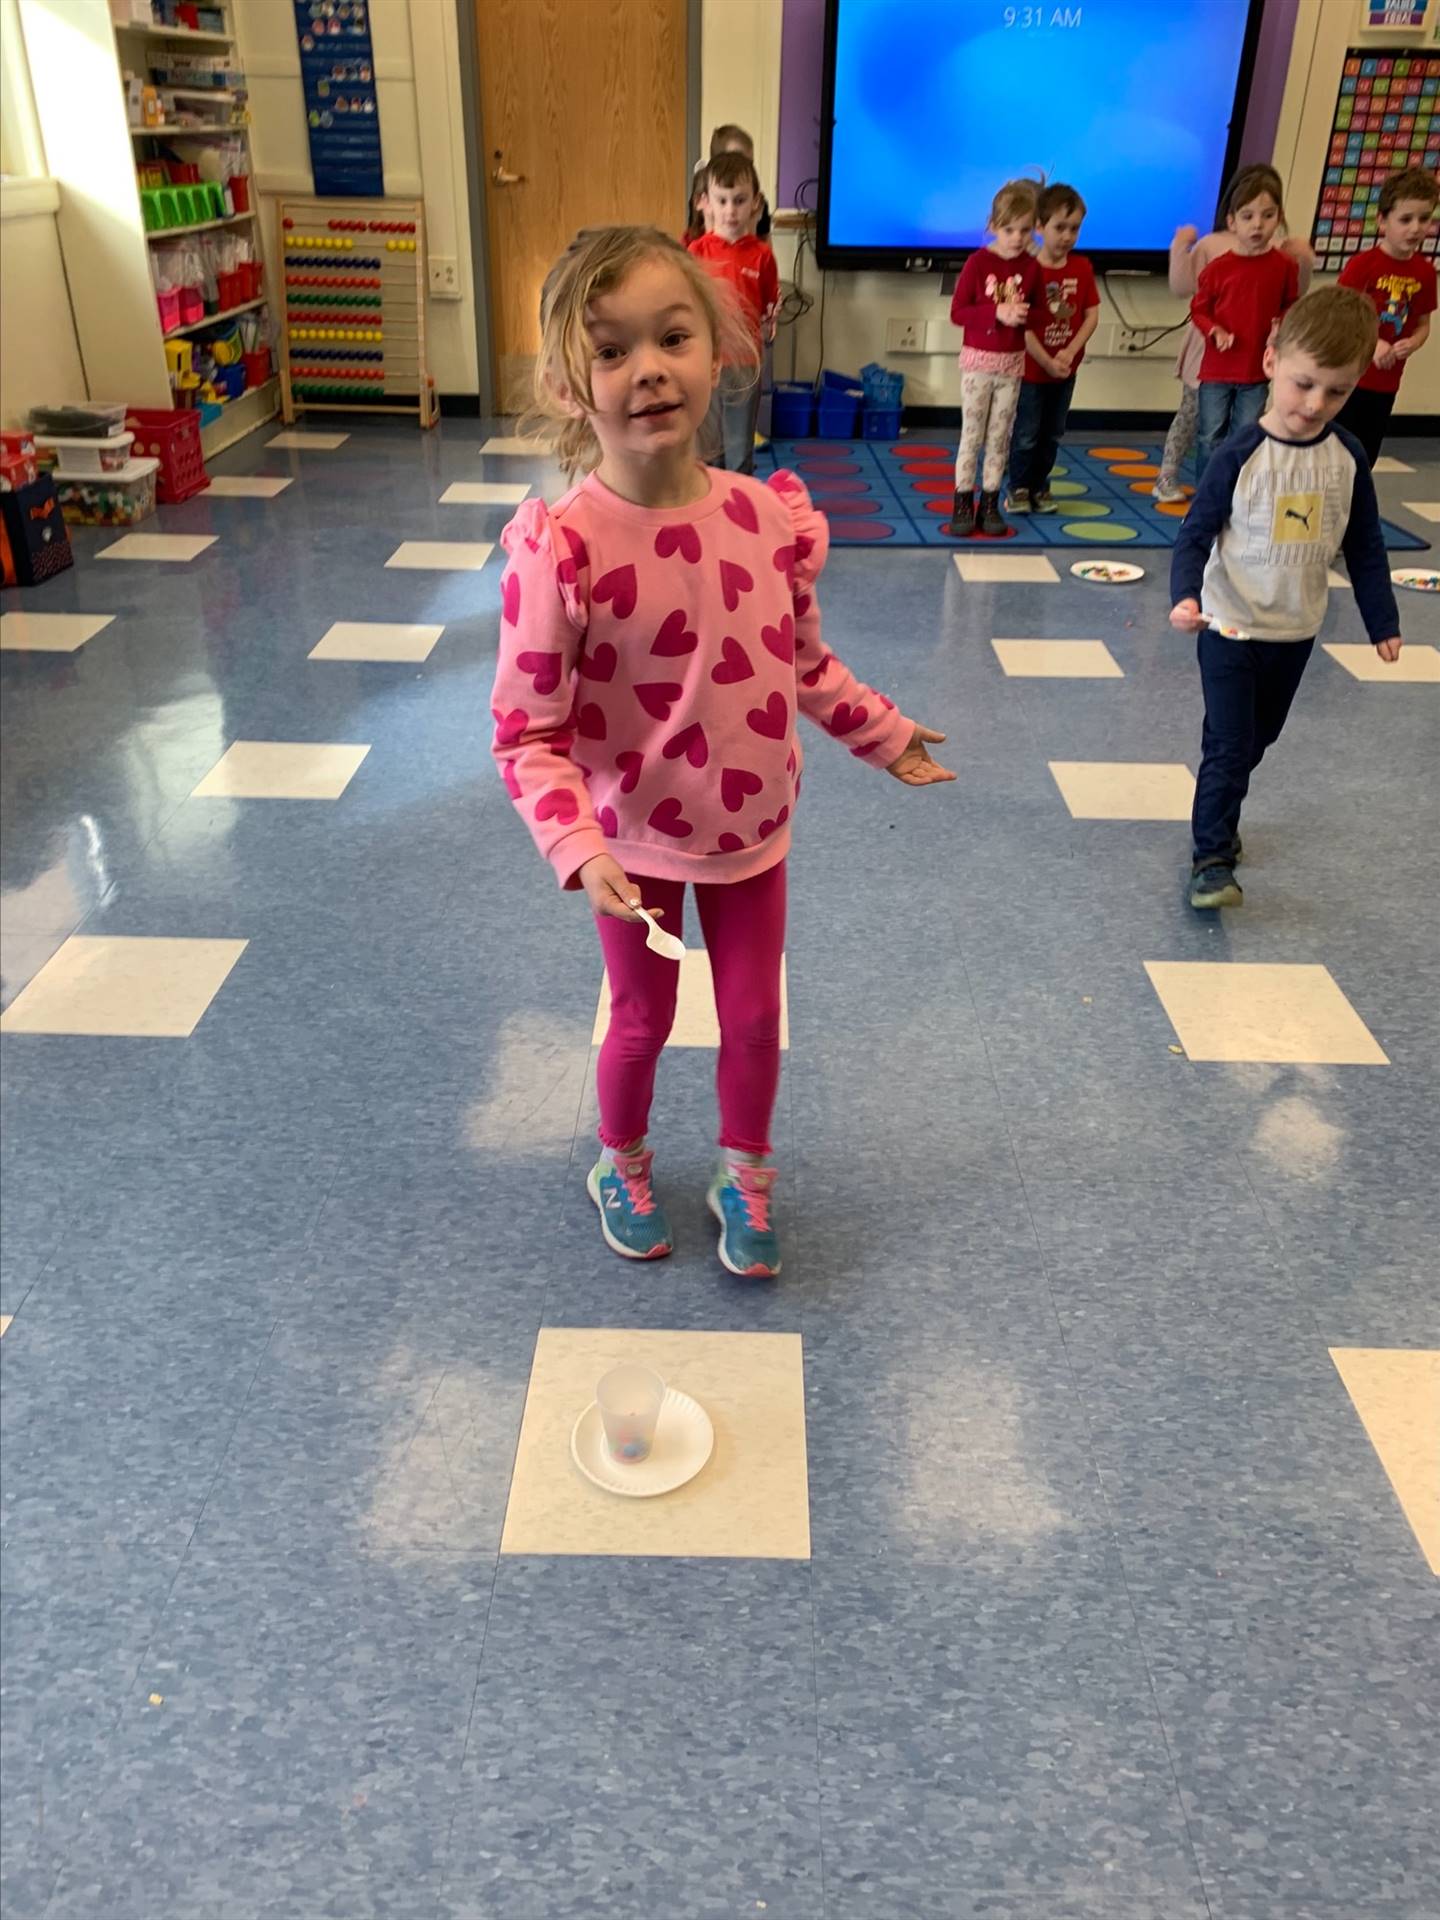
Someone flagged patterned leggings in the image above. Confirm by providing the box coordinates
[956,371,1021,493]
[1158,384,1199,485]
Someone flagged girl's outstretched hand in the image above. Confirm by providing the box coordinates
[886,726,956,787]
[580,853,660,922]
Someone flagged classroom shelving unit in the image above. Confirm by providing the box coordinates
[276,196,436,427]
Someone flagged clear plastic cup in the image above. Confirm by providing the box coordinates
[596,1364,666,1464]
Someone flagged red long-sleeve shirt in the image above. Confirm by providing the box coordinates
[949,248,1043,357]
[1191,249,1299,384]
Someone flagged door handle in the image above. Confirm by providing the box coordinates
[491,153,525,186]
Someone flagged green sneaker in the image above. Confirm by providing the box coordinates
[1003,486,1032,514]
[707,1160,782,1278]
[1189,862,1243,910]
[587,1148,674,1261]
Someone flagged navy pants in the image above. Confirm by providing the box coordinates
[1192,631,1315,864]
[1334,385,1394,469]
[1196,380,1267,481]
[1007,374,1075,497]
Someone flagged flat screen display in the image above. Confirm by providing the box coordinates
[819,0,1265,272]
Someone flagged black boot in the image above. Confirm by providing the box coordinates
[945,488,975,538]
[977,490,1009,537]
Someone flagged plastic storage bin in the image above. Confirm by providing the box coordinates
[28,402,128,438]
[34,431,136,476]
[771,381,815,438]
[816,384,863,439]
[243,347,272,388]
[124,407,209,503]
[862,408,902,440]
[53,457,159,527]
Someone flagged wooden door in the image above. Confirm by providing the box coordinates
[474,0,689,412]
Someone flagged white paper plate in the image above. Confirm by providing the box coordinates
[1390,567,1439,592]
[1070,560,1144,584]
[571,1387,715,1498]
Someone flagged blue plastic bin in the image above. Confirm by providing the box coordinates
[771,380,815,438]
[860,362,905,408]
[816,385,863,438]
[862,406,902,440]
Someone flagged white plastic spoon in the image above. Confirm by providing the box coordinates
[1201,614,1253,639]
[634,905,686,961]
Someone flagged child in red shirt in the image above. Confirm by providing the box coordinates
[946,178,1043,538]
[687,150,778,474]
[1192,166,1300,478]
[1336,165,1438,467]
[1005,182,1100,514]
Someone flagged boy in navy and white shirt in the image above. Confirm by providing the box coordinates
[1171,288,1404,912]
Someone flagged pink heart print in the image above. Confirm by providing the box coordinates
[616,750,644,793]
[502,761,523,801]
[651,608,699,656]
[655,524,702,564]
[720,560,754,612]
[577,703,607,740]
[664,722,709,769]
[635,682,683,721]
[648,796,694,838]
[772,543,798,587]
[722,489,760,533]
[711,636,754,685]
[758,804,791,841]
[747,691,789,740]
[557,525,589,585]
[597,804,618,838]
[534,788,578,825]
[579,641,616,682]
[828,701,868,737]
[801,653,832,689]
[795,591,813,619]
[721,766,763,813]
[760,615,795,665]
[501,570,521,626]
[592,564,637,619]
[716,832,746,853]
[494,707,530,748]
[516,650,562,696]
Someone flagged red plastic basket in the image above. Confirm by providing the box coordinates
[125,407,210,504]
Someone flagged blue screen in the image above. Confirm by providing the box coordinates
[826,0,1256,255]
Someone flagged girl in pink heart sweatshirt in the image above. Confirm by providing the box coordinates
[491,226,954,1279]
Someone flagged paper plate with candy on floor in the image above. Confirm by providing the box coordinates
[1070,560,1145,585]
[1390,568,1439,592]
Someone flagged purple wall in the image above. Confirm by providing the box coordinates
[776,0,1299,212]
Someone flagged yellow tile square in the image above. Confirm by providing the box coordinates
[439,482,531,505]
[266,431,349,450]
[1048,761,1194,819]
[0,936,247,1038]
[480,436,542,456]
[1144,962,1388,1066]
[1372,456,1414,474]
[1323,643,1440,683]
[592,951,789,1049]
[204,475,293,498]
[0,612,115,653]
[385,541,493,571]
[1330,1348,1440,1575]
[97,534,217,564]
[309,621,445,663]
[953,553,1060,584]
[992,639,1123,678]
[501,1328,810,1559]
[0,1315,12,1339]
[190,741,370,800]
[1401,500,1440,523]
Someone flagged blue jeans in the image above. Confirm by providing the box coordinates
[1195,380,1267,480]
[1192,630,1315,864]
[707,366,761,474]
[1007,375,1076,497]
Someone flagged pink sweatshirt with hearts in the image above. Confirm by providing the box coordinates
[490,467,915,888]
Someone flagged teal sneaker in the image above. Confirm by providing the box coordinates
[587,1148,674,1261]
[707,1160,782,1278]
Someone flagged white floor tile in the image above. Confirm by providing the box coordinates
[97,534,217,563]
[480,436,543,456]
[594,952,789,1049]
[439,481,531,506]
[190,741,370,799]
[0,1315,11,1339]
[385,541,494,571]
[1048,761,1194,820]
[1322,643,1440,683]
[266,431,349,450]
[1327,568,1351,589]
[953,553,1061,584]
[992,638,1123,678]
[0,935,247,1038]
[1401,501,1440,522]
[205,475,294,498]
[1373,456,1415,474]
[309,621,445,663]
[1144,961,1388,1066]
[0,612,115,653]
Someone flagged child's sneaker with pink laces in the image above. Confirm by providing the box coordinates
[707,1159,782,1278]
[587,1147,674,1261]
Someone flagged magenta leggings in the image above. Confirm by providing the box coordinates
[595,861,786,1157]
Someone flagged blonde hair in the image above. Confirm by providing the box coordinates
[1273,286,1378,373]
[529,225,757,477]
[990,177,1040,232]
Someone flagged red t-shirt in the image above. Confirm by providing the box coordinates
[1192,248,1300,384]
[949,248,1044,357]
[687,233,779,347]
[1023,253,1100,383]
[1339,246,1438,394]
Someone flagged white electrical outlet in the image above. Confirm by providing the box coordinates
[1111,324,1156,356]
[885,317,927,353]
[429,256,461,300]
